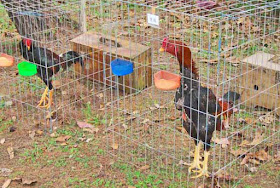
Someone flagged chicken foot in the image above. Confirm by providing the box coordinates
[188,142,202,173]
[192,151,210,178]
[37,87,53,109]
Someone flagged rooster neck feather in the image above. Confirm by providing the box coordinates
[177,45,198,77]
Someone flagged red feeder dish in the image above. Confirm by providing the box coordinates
[154,70,181,91]
[0,53,14,67]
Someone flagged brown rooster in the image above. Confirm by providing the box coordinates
[159,38,240,177]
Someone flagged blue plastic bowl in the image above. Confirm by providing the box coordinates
[111,59,134,76]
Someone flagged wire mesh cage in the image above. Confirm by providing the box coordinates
[0,0,279,187]
[95,0,280,187]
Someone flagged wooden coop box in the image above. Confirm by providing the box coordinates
[236,51,280,115]
[70,32,152,94]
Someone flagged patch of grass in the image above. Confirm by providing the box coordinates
[112,162,163,188]
[0,4,16,33]
[82,102,105,125]
[21,143,44,163]
[0,118,13,133]
[54,156,67,167]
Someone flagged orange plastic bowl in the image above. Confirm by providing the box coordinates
[154,70,181,91]
[0,53,14,67]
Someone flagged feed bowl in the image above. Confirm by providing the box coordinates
[0,53,14,67]
[154,70,181,91]
[111,59,134,76]
[18,61,37,76]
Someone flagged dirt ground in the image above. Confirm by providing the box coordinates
[0,117,279,188]
[1,1,280,187]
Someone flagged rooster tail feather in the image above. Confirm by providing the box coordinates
[60,51,84,71]
[222,91,240,102]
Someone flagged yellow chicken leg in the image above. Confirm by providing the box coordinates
[188,142,202,173]
[192,151,210,178]
[37,87,53,109]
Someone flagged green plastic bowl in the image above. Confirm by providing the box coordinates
[18,61,37,76]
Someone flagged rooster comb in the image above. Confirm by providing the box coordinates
[162,37,169,44]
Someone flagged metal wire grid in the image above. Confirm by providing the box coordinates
[2,0,80,15]
[0,0,279,187]
[98,0,280,187]
[119,0,280,22]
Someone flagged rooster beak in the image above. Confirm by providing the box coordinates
[159,47,165,52]
[27,46,30,51]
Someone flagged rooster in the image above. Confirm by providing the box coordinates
[159,38,240,177]
[159,37,199,78]
[174,68,239,178]
[159,37,239,128]
[19,38,84,109]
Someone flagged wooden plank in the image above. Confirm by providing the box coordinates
[70,32,150,59]
[242,51,280,71]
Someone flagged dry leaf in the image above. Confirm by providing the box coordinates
[259,114,274,124]
[96,93,103,99]
[7,147,14,159]
[179,160,188,166]
[241,149,271,165]
[176,126,186,133]
[36,130,43,136]
[111,143,118,150]
[29,131,35,140]
[50,133,56,138]
[83,127,99,134]
[141,119,150,124]
[52,80,62,88]
[128,186,136,188]
[230,149,247,157]
[244,117,253,124]
[239,140,250,147]
[238,118,246,124]
[139,165,150,171]
[211,170,238,182]
[0,138,5,144]
[274,151,280,162]
[0,168,12,177]
[2,179,11,188]
[121,124,128,130]
[197,1,217,9]
[12,177,21,183]
[254,149,271,161]
[232,131,243,138]
[77,121,93,129]
[245,164,257,172]
[247,132,264,146]
[248,158,260,165]
[22,179,37,185]
[213,137,230,148]
[56,135,71,142]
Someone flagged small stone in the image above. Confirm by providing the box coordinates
[9,127,16,132]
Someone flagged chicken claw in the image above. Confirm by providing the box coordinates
[191,151,210,178]
[188,142,202,173]
[37,87,53,109]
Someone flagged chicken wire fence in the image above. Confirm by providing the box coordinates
[0,0,279,187]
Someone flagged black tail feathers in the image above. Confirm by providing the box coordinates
[60,51,84,70]
[222,91,241,103]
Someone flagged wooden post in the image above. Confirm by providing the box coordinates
[80,0,87,33]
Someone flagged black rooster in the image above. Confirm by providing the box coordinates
[19,38,84,109]
[174,68,239,178]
